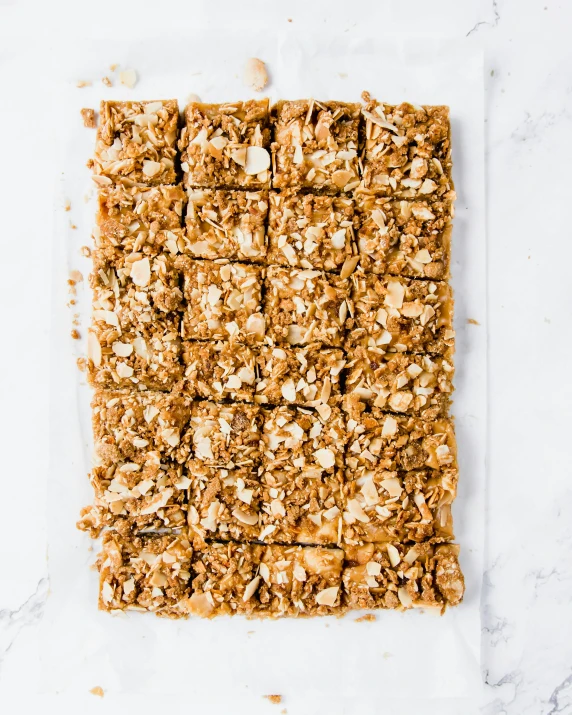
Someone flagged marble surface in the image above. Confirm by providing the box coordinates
[1,0,571,712]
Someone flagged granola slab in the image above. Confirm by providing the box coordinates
[359,94,453,200]
[94,100,179,186]
[182,341,256,402]
[267,191,356,271]
[264,266,350,347]
[272,100,360,192]
[179,100,271,189]
[177,257,265,344]
[185,189,268,261]
[346,272,455,354]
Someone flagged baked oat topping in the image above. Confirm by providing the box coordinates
[182,341,257,403]
[81,108,96,128]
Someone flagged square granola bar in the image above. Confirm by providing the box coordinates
[346,272,454,354]
[179,100,271,189]
[342,542,464,611]
[343,348,454,420]
[95,183,186,260]
[255,344,345,408]
[94,100,179,186]
[182,341,256,402]
[267,191,356,271]
[184,189,268,261]
[359,93,453,200]
[177,257,265,344]
[355,193,453,279]
[272,100,360,192]
[97,531,192,617]
[264,266,350,347]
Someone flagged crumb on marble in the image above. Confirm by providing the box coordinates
[355,613,376,622]
[71,329,80,340]
[264,695,282,705]
[90,686,104,697]
[467,318,480,325]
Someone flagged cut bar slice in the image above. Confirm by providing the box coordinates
[91,390,192,465]
[94,100,179,186]
[255,344,346,407]
[341,466,457,545]
[271,100,360,192]
[87,251,183,390]
[343,348,454,419]
[355,193,453,279]
[342,542,464,611]
[185,189,268,261]
[187,541,343,617]
[345,410,457,475]
[267,191,356,271]
[188,401,262,469]
[97,531,192,617]
[182,341,257,402]
[179,100,271,189]
[264,266,350,347]
[359,94,453,200]
[346,272,454,355]
[176,257,264,344]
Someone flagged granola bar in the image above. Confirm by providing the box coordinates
[176,257,265,344]
[342,542,464,611]
[346,272,454,354]
[88,252,183,389]
[97,531,192,617]
[188,401,262,469]
[355,193,453,279]
[359,94,453,200]
[264,266,350,347]
[187,541,343,617]
[267,191,356,271]
[185,189,268,261]
[91,390,192,465]
[95,184,186,260]
[341,466,457,545]
[179,100,271,189]
[255,344,345,408]
[182,341,256,402]
[94,100,179,186]
[271,100,360,192]
[345,411,457,475]
[343,348,454,419]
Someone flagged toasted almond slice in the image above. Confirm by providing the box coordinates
[245,146,270,175]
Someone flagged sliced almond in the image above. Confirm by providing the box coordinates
[245,146,270,175]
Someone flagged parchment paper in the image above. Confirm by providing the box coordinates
[43,34,486,713]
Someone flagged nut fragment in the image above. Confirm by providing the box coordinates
[119,68,137,88]
[81,108,96,128]
[243,58,268,92]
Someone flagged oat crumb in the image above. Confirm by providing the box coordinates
[244,58,268,92]
[86,158,94,169]
[339,72,348,79]
[102,76,112,87]
[281,710,287,714]
[110,63,118,72]
[76,80,91,88]
[70,222,77,230]
[355,613,376,622]
[90,686,104,698]
[119,68,137,88]
[77,357,87,372]
[287,18,292,22]
[64,199,71,212]
[80,108,96,128]
[69,270,83,283]
[71,329,80,340]
[467,318,480,325]
[80,245,92,258]
[264,695,282,705]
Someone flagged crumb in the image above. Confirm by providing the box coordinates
[281,710,287,714]
[77,357,87,372]
[71,329,80,340]
[287,18,292,22]
[70,222,77,230]
[80,108,96,128]
[64,199,71,212]
[338,72,348,79]
[90,686,104,698]
[383,652,392,659]
[69,270,83,283]
[76,80,91,88]
[490,69,495,77]
[187,93,201,103]
[110,63,118,72]
[102,76,112,87]
[86,158,94,169]
[119,68,137,88]
[68,299,76,306]
[80,245,92,258]
[264,695,282,705]
[467,318,480,325]
[243,58,268,92]
[355,613,376,622]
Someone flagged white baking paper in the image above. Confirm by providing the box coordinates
[43,34,486,714]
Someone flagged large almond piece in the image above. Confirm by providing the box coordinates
[131,257,151,286]
[244,146,270,175]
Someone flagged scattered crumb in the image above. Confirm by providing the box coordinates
[72,313,80,326]
[71,329,81,340]
[281,710,287,714]
[355,613,376,622]
[243,58,268,92]
[287,18,292,22]
[86,158,95,169]
[247,630,255,634]
[338,72,348,79]
[81,245,92,258]
[90,686,104,698]
[110,63,118,72]
[467,318,480,325]
[264,695,282,705]
[68,299,77,306]
[70,270,83,283]
[490,69,495,77]
[70,222,77,230]
[187,93,202,104]
[64,199,71,212]
[119,68,137,88]
[383,652,392,659]
[102,76,112,87]
[76,80,91,88]
[77,357,87,372]
[81,108,96,128]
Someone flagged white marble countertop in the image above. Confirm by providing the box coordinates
[1,1,571,712]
